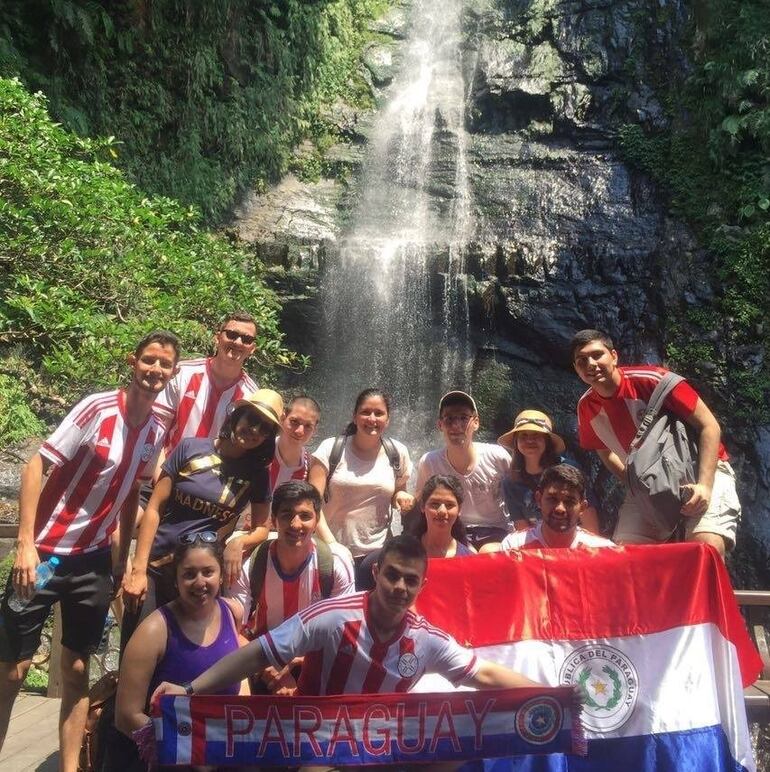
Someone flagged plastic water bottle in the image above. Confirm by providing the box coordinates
[7,556,60,613]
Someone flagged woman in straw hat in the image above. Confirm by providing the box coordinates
[498,409,600,534]
[122,389,283,623]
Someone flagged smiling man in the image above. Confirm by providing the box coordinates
[229,481,354,690]
[0,330,180,772]
[156,533,539,704]
[415,391,511,549]
[571,329,740,556]
[155,311,259,455]
[498,465,614,550]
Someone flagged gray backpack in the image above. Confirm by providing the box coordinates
[625,372,699,538]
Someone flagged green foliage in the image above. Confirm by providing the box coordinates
[0,0,390,223]
[23,665,48,693]
[617,0,770,424]
[0,373,46,446]
[0,78,304,415]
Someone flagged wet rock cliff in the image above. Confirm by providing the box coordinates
[232,0,769,579]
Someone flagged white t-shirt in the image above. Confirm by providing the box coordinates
[259,591,479,695]
[313,437,412,557]
[230,540,354,637]
[415,442,511,530]
[501,523,615,550]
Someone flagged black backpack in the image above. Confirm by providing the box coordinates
[323,434,403,503]
[247,537,334,622]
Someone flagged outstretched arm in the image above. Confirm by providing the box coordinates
[463,660,543,690]
[151,638,269,700]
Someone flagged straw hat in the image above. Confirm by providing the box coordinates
[497,409,566,455]
[230,389,284,428]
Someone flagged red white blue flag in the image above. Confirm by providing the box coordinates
[153,687,583,766]
[414,543,761,772]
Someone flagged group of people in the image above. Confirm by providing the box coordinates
[0,313,742,771]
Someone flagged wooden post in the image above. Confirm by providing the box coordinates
[47,604,63,698]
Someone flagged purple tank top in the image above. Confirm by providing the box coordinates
[149,597,240,697]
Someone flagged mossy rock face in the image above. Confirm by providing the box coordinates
[362,42,397,86]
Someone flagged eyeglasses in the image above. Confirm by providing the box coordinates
[179,531,217,546]
[287,417,317,432]
[441,415,474,427]
[514,417,551,431]
[221,329,256,345]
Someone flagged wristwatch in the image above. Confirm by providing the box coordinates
[182,681,195,696]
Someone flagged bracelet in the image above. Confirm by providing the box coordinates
[182,681,195,696]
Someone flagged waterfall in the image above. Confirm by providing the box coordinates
[309,0,474,452]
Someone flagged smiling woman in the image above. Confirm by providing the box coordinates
[308,389,413,586]
[111,541,245,768]
[121,390,284,629]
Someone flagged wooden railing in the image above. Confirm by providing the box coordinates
[735,590,770,720]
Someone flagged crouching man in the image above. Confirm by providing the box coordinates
[154,533,542,720]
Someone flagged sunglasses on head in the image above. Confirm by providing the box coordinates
[514,417,551,431]
[221,329,256,345]
[179,531,217,546]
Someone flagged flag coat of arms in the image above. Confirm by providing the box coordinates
[414,543,761,772]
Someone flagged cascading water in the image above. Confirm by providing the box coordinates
[309,0,474,452]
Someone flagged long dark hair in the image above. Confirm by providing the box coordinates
[342,388,391,436]
[408,474,470,546]
[510,434,561,482]
[218,404,277,467]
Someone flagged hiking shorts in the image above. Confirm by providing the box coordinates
[614,460,741,551]
[0,550,113,662]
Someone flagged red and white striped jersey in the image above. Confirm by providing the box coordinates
[577,365,728,463]
[155,358,257,453]
[36,390,165,555]
[258,591,479,695]
[501,523,615,550]
[230,540,355,638]
[268,446,311,491]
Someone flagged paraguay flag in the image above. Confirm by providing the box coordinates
[413,543,761,772]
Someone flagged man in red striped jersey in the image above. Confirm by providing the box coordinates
[154,311,259,455]
[155,534,540,706]
[571,329,740,556]
[229,480,354,693]
[0,330,180,770]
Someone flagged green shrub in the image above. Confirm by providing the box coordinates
[0,0,392,223]
[0,78,304,418]
[617,0,770,423]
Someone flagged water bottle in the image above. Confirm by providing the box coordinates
[7,556,60,613]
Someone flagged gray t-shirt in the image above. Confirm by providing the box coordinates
[415,442,511,530]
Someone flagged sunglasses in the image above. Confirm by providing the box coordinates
[221,329,256,345]
[514,417,552,431]
[179,531,217,546]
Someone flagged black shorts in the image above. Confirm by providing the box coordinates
[0,549,113,662]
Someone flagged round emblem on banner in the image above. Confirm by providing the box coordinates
[178,721,192,736]
[559,644,639,731]
[515,696,562,745]
[140,443,155,462]
[397,652,419,677]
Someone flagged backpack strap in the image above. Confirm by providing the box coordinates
[629,372,686,452]
[313,537,335,599]
[323,435,348,503]
[249,538,335,620]
[247,540,272,623]
[380,436,404,480]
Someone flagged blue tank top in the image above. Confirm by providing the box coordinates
[149,597,240,697]
[455,541,474,556]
